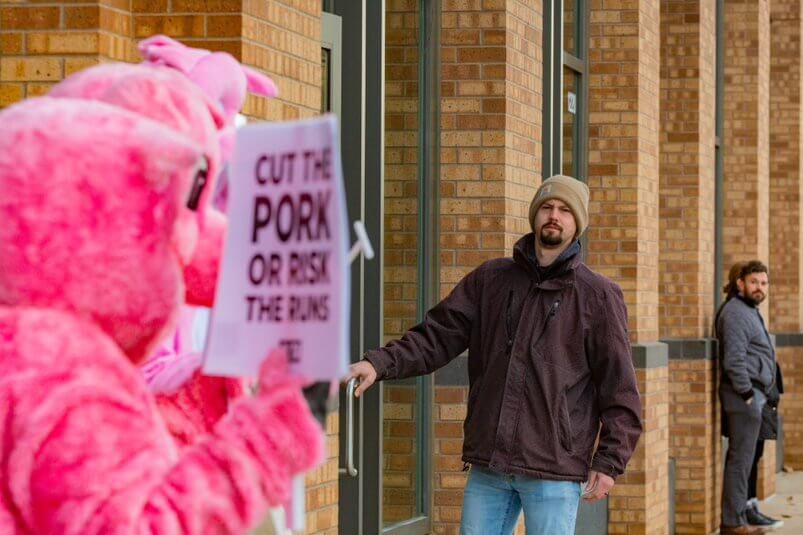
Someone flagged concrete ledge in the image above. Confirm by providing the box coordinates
[660,338,717,360]
[435,353,468,386]
[631,342,668,369]
[774,332,803,347]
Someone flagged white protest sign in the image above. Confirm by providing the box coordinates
[203,115,349,380]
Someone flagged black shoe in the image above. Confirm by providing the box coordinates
[746,505,783,530]
[755,510,784,530]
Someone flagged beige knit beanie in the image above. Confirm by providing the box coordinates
[528,175,589,237]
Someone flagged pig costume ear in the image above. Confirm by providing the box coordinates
[138,35,208,72]
[243,65,278,97]
[138,35,278,124]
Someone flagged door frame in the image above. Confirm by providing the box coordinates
[335,1,384,533]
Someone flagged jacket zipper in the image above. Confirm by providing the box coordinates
[531,299,561,349]
[505,290,515,354]
[548,299,561,319]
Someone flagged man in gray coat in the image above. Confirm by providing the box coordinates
[717,260,776,535]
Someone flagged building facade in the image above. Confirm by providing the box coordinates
[2,0,802,533]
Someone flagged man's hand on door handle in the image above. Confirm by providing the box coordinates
[347,361,377,398]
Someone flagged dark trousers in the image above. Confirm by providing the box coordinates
[721,384,765,527]
[748,439,765,501]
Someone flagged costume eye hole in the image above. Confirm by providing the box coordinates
[186,157,209,211]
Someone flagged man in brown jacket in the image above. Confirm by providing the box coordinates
[349,175,642,534]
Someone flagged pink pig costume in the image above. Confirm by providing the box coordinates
[52,37,278,447]
[0,57,322,534]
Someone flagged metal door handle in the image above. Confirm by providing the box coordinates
[339,377,359,477]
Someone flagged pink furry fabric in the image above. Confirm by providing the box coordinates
[50,63,228,309]
[154,370,247,448]
[142,310,246,448]
[0,97,323,533]
[130,41,275,448]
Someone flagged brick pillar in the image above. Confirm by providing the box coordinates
[722,0,775,498]
[607,348,669,535]
[439,0,541,299]
[588,0,669,532]
[587,0,660,344]
[432,1,542,534]
[658,0,720,531]
[722,0,771,297]
[241,0,322,120]
[666,343,721,533]
[659,0,716,341]
[770,0,803,334]
[777,340,803,468]
[770,0,803,477]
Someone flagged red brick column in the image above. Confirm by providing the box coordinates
[587,0,669,531]
[658,0,720,531]
[770,0,803,334]
[723,0,775,497]
[433,1,542,531]
[722,0,771,300]
[777,342,803,468]
[769,0,803,484]
[659,0,716,340]
[666,343,721,534]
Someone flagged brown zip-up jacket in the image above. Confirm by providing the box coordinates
[364,234,642,481]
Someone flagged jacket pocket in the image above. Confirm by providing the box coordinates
[557,388,574,454]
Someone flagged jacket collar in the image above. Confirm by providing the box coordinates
[735,294,759,309]
[513,233,581,284]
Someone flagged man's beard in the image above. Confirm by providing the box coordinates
[538,225,564,247]
[742,291,766,306]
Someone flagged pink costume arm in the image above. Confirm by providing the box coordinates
[12,347,321,534]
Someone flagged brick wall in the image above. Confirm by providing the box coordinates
[301,413,339,535]
[769,0,803,333]
[0,1,100,104]
[587,0,661,344]
[658,0,720,531]
[668,357,720,534]
[768,0,803,487]
[383,384,419,524]
[382,0,422,525]
[587,0,669,533]
[0,0,320,121]
[502,0,541,251]
[755,440,777,499]
[722,0,771,318]
[609,364,670,535]
[778,346,803,467]
[432,1,541,533]
[384,0,420,344]
[432,385,470,535]
[659,0,716,340]
[440,1,507,297]
[241,0,321,120]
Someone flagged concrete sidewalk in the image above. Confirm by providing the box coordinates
[758,471,803,533]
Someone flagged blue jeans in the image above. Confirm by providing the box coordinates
[460,466,581,535]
